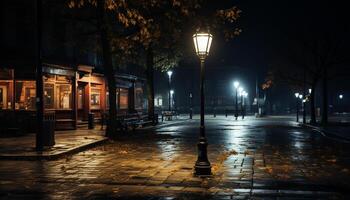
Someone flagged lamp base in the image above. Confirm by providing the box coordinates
[194,162,211,176]
[194,139,211,176]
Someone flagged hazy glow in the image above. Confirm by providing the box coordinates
[339,94,343,99]
[234,81,240,88]
[308,88,312,94]
[167,70,173,78]
[294,92,299,98]
[170,90,174,95]
[299,94,303,99]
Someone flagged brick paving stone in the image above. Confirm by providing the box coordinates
[0,116,350,199]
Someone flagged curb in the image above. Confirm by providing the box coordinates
[301,123,350,143]
[0,138,109,161]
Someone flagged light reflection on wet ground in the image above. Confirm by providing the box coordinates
[0,116,350,199]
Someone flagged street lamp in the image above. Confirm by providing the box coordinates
[234,82,240,120]
[339,94,343,99]
[309,88,312,94]
[167,70,173,111]
[170,90,174,110]
[192,31,213,176]
[294,92,299,122]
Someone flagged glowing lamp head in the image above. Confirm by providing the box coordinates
[295,93,299,98]
[243,91,248,97]
[170,90,174,95]
[193,32,213,60]
[309,88,312,94]
[299,94,303,99]
[339,94,343,99]
[167,70,173,78]
[234,81,240,89]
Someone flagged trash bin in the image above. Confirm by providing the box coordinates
[153,114,159,125]
[88,112,95,129]
[43,111,55,146]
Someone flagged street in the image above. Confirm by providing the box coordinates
[1,116,350,199]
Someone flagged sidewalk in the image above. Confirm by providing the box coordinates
[0,128,108,160]
[304,123,350,142]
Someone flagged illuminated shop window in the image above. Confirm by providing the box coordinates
[154,97,163,107]
[0,81,11,109]
[119,88,128,109]
[135,87,143,109]
[78,87,84,109]
[56,84,72,109]
[15,81,36,110]
[44,83,54,109]
[106,89,119,110]
[91,87,101,109]
[106,91,109,109]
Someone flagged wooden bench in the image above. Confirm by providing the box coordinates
[162,111,173,121]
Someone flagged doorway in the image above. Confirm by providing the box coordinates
[0,85,7,109]
[77,84,86,120]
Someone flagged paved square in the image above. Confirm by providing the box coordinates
[1,116,349,199]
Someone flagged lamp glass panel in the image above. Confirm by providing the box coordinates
[193,33,212,55]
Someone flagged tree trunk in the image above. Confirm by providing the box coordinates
[321,67,328,126]
[310,78,317,124]
[146,47,155,122]
[97,0,118,137]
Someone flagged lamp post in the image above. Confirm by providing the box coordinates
[299,94,303,123]
[189,93,193,119]
[242,91,247,119]
[295,93,299,122]
[167,70,173,111]
[239,89,244,119]
[170,90,174,111]
[339,94,343,113]
[234,81,239,120]
[193,31,213,176]
[238,87,243,119]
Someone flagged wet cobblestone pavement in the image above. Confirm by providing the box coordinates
[1,116,350,199]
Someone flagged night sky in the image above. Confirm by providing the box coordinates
[156,0,349,110]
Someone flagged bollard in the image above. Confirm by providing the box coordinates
[190,108,193,119]
[88,113,95,129]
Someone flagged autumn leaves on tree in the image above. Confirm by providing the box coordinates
[67,0,241,136]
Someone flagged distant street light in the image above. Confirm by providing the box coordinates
[339,94,343,99]
[298,94,304,123]
[241,91,247,119]
[234,81,240,88]
[170,90,174,110]
[234,82,240,120]
[193,31,213,176]
[309,88,312,94]
[167,70,173,111]
[295,93,300,122]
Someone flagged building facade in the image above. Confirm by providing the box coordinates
[0,64,145,132]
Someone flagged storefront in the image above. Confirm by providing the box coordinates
[0,63,145,133]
